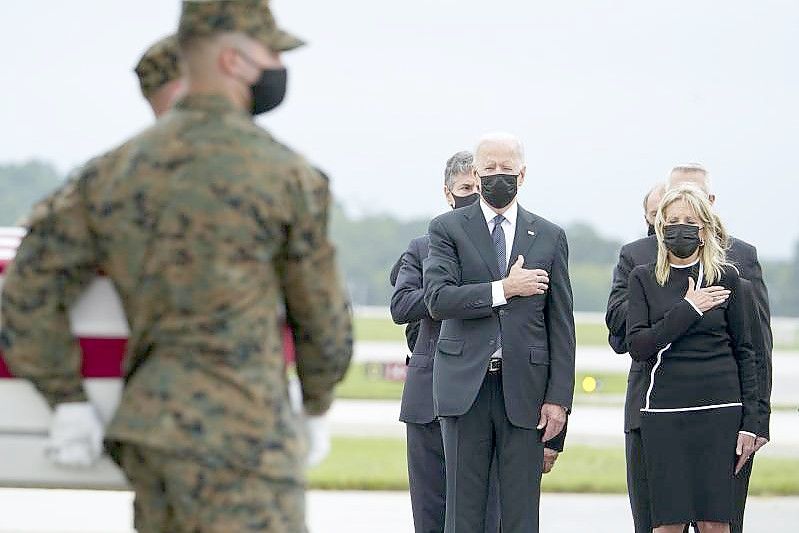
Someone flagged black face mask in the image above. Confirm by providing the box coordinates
[479,174,518,210]
[663,224,702,259]
[238,51,287,115]
[647,223,656,237]
[452,192,480,209]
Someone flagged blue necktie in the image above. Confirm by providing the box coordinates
[492,214,506,276]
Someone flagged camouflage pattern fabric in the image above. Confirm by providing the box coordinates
[0,93,353,482]
[134,34,183,98]
[119,443,307,533]
[178,0,305,52]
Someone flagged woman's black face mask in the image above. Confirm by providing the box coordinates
[663,223,702,258]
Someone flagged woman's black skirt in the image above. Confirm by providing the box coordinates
[640,406,742,527]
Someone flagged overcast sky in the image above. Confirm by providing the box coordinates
[1,1,797,258]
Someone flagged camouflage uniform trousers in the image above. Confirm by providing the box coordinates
[118,444,307,533]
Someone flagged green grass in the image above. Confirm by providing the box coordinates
[309,437,408,490]
[356,315,799,352]
[336,363,405,400]
[310,438,799,495]
[335,364,628,401]
[355,316,612,346]
[574,372,627,396]
[355,317,406,342]
[575,323,611,346]
[775,340,799,352]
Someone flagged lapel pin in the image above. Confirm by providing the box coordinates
[528,230,536,236]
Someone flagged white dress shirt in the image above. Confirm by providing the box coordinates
[479,199,517,308]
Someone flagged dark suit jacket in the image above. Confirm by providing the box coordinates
[391,235,441,424]
[605,235,773,437]
[423,202,576,449]
[390,254,420,352]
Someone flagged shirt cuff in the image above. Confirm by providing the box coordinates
[738,431,758,439]
[684,297,703,316]
[491,280,507,307]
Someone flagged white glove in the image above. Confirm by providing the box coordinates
[288,375,303,415]
[286,377,331,467]
[305,415,331,468]
[45,402,105,467]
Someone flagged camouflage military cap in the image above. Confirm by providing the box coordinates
[134,35,183,98]
[178,0,305,52]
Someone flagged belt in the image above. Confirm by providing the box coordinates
[488,358,502,373]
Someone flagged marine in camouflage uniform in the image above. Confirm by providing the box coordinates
[0,1,353,531]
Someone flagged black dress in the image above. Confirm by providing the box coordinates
[626,260,759,527]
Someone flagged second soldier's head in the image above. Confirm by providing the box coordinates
[135,35,187,118]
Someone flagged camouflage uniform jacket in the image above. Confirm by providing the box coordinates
[1,94,353,480]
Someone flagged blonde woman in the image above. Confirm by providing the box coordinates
[626,183,759,533]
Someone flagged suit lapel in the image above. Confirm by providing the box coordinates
[460,202,502,280]
[506,206,539,276]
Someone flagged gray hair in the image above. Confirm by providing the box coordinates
[444,151,474,189]
[643,183,666,211]
[669,162,712,194]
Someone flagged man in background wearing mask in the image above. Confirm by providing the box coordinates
[134,34,187,118]
[391,151,503,533]
[0,1,352,531]
[389,152,482,355]
[605,163,772,533]
[424,133,575,532]
[643,183,665,236]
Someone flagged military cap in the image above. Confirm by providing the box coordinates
[134,35,183,98]
[178,0,305,52]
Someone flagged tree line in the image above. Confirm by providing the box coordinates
[2,160,798,316]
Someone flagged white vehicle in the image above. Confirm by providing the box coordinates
[0,227,296,490]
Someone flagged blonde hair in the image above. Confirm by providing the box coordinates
[654,183,733,286]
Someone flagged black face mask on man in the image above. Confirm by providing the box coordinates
[647,223,656,237]
[663,224,703,259]
[237,50,287,115]
[479,174,518,210]
[452,192,480,209]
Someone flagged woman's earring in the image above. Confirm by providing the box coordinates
[700,238,706,247]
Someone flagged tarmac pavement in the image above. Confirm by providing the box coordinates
[1,489,796,532]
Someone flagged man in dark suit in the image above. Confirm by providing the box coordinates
[390,256,421,354]
[391,151,501,532]
[606,164,773,533]
[424,133,576,532]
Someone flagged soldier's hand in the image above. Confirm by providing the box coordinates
[306,415,331,468]
[502,256,549,299]
[45,402,105,468]
[288,375,303,415]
